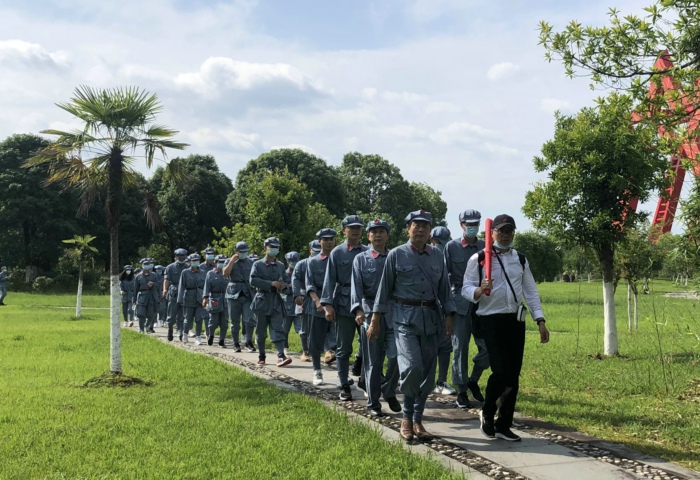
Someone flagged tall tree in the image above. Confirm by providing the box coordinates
[62,234,98,318]
[513,231,563,282]
[26,86,187,374]
[226,149,345,224]
[0,134,81,279]
[616,227,659,330]
[523,93,668,355]
[155,154,233,252]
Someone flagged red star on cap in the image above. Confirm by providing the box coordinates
[420,209,425,214]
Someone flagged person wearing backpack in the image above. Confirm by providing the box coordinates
[462,214,549,442]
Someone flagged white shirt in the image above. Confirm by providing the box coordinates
[461,248,544,320]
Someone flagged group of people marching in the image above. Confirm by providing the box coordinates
[119,209,550,443]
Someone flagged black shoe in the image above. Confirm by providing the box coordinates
[336,378,354,389]
[218,339,226,348]
[357,376,366,393]
[495,426,521,442]
[339,384,352,401]
[351,356,363,376]
[368,408,384,417]
[467,380,485,402]
[147,328,155,333]
[480,411,496,439]
[244,342,256,353]
[233,343,241,353]
[456,392,472,409]
[385,396,402,413]
[207,335,214,346]
[167,328,173,342]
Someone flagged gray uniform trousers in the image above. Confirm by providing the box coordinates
[308,315,338,370]
[451,312,489,392]
[166,288,184,333]
[360,315,400,411]
[208,311,227,341]
[335,315,357,386]
[184,306,207,336]
[136,301,157,332]
[255,310,285,360]
[283,313,303,349]
[122,301,134,323]
[0,284,6,304]
[436,322,453,384]
[394,306,439,424]
[228,296,253,345]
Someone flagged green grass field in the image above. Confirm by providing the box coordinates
[0,293,457,480]
[1,280,699,475]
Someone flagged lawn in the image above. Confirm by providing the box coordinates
[0,293,457,480]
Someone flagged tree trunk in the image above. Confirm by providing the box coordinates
[633,290,638,330]
[600,244,618,355]
[588,272,591,283]
[643,277,649,294]
[108,150,123,374]
[25,265,40,283]
[76,262,83,318]
[627,282,632,332]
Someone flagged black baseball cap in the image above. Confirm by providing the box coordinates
[493,214,516,230]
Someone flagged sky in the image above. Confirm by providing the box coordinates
[0,0,681,235]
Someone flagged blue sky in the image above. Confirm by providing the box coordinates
[1,0,681,235]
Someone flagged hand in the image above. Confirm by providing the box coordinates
[120,291,125,296]
[232,253,239,263]
[315,299,323,312]
[539,322,550,344]
[324,305,336,322]
[354,310,365,326]
[476,278,493,298]
[445,314,453,337]
[295,296,304,306]
[147,281,154,288]
[162,290,167,298]
[271,281,284,290]
[202,299,207,308]
[367,321,379,341]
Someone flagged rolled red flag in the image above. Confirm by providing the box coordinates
[483,218,493,296]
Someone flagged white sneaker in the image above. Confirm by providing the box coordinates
[313,370,324,386]
[189,331,196,338]
[284,347,290,356]
[183,334,189,344]
[195,336,201,345]
[433,382,457,395]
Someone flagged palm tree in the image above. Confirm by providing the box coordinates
[26,86,188,374]
[62,234,98,318]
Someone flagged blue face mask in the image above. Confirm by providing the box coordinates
[433,243,446,253]
[155,268,163,275]
[268,248,279,257]
[494,240,514,249]
[464,226,479,238]
[239,252,249,259]
[190,261,200,268]
[289,261,297,269]
[142,264,153,271]
[216,262,225,269]
[176,258,186,264]
[206,255,215,261]
[311,251,319,257]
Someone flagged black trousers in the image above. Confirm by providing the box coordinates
[477,312,525,429]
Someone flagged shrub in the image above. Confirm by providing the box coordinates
[32,276,54,293]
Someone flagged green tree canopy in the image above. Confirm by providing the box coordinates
[513,231,563,282]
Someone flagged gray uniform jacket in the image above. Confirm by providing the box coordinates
[249,258,286,315]
[202,263,216,275]
[226,258,254,300]
[133,272,161,306]
[280,267,296,317]
[320,242,368,317]
[0,271,7,285]
[203,269,228,312]
[292,258,312,311]
[119,277,136,304]
[164,262,187,300]
[350,247,391,318]
[305,253,330,318]
[374,242,456,335]
[177,268,206,307]
[444,237,485,316]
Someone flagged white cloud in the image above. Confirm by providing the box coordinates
[425,101,461,114]
[406,0,480,22]
[540,98,572,114]
[187,127,261,151]
[483,143,519,156]
[486,62,519,81]
[429,122,495,145]
[0,39,68,69]
[174,57,325,100]
[383,124,427,140]
[381,90,428,103]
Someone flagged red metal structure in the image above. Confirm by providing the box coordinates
[631,52,700,235]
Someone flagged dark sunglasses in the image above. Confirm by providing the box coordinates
[496,227,515,234]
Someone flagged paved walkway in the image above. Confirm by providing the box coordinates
[132,324,699,480]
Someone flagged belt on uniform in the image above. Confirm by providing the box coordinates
[394,298,436,307]
[185,288,197,291]
[211,291,223,294]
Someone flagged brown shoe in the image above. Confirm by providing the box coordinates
[300,351,311,362]
[400,419,414,442]
[324,350,336,364]
[413,422,435,441]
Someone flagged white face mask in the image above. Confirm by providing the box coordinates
[126,270,132,275]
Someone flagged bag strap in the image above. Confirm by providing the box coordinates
[413,255,444,314]
[478,250,525,284]
[494,253,520,304]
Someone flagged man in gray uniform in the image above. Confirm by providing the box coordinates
[249,237,292,367]
[281,251,301,356]
[164,248,188,342]
[0,266,7,305]
[351,219,401,417]
[223,241,254,353]
[154,265,166,327]
[203,254,229,347]
[198,247,217,339]
[429,226,457,397]
[446,209,489,409]
[373,210,455,442]
[292,241,319,362]
[321,215,368,401]
[178,253,207,344]
[133,258,161,334]
[306,228,337,386]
